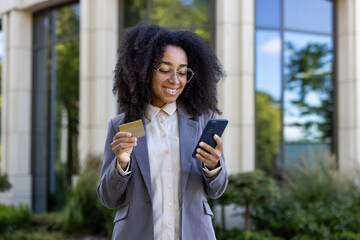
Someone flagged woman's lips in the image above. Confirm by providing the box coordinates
[163,87,179,95]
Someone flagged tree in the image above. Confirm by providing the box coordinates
[55,6,80,188]
[285,42,333,143]
[256,91,281,178]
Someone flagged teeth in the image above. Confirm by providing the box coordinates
[164,88,177,93]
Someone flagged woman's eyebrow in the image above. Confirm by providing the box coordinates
[159,61,188,67]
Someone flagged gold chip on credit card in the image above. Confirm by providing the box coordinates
[118,119,146,138]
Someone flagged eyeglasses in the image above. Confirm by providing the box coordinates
[154,65,194,84]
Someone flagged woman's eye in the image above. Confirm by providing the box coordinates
[178,71,187,76]
[160,69,170,73]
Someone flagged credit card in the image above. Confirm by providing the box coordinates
[119,119,145,138]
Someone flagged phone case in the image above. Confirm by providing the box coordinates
[192,119,228,158]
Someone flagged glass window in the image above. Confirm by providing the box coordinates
[255,30,282,176]
[256,30,282,101]
[284,0,333,34]
[256,0,281,28]
[32,3,80,213]
[255,0,334,177]
[123,0,147,28]
[0,21,3,168]
[283,32,333,166]
[122,0,214,45]
[150,0,210,27]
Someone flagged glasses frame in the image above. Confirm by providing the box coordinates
[154,66,194,84]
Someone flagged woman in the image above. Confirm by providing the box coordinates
[97,24,228,240]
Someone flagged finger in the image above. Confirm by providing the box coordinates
[196,147,213,160]
[198,142,222,160]
[196,145,221,163]
[111,137,137,148]
[199,141,218,156]
[213,134,223,151]
[112,142,137,151]
[195,151,219,169]
[112,142,135,155]
[195,151,211,165]
[113,132,132,141]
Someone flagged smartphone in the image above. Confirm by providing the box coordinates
[192,119,228,158]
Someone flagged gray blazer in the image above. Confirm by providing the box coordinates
[97,103,228,239]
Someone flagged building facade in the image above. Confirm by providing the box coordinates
[0,0,359,214]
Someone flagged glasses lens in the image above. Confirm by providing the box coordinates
[176,68,194,83]
[185,68,194,83]
[157,66,194,83]
[157,66,172,81]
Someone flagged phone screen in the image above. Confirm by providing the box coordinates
[192,119,228,158]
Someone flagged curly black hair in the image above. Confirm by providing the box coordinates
[113,24,226,123]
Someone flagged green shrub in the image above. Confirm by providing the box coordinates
[0,205,65,239]
[331,232,360,240]
[32,212,63,232]
[0,204,31,233]
[0,229,64,240]
[219,170,279,230]
[60,155,115,237]
[0,173,11,192]
[252,151,360,239]
[215,227,284,240]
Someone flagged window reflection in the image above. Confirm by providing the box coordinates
[123,0,212,44]
[255,30,282,177]
[255,0,334,175]
[283,32,333,165]
[0,26,3,167]
[284,0,333,34]
[256,0,281,28]
[55,4,80,39]
[151,0,210,27]
[33,3,80,212]
[33,12,50,46]
[124,0,146,28]
[54,40,80,185]
[256,91,282,177]
[256,30,282,101]
[284,33,333,143]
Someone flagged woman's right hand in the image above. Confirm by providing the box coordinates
[111,132,137,170]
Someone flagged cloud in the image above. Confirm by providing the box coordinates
[260,37,281,54]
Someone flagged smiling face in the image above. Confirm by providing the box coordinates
[151,45,188,108]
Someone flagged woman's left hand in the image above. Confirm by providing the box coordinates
[195,134,223,170]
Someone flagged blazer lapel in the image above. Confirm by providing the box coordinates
[131,106,199,203]
[132,117,153,202]
[177,103,199,196]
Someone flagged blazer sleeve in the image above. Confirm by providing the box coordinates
[203,153,228,199]
[200,112,229,199]
[97,118,132,209]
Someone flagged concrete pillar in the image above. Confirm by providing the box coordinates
[0,10,32,206]
[337,0,360,172]
[216,0,255,174]
[78,0,119,167]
